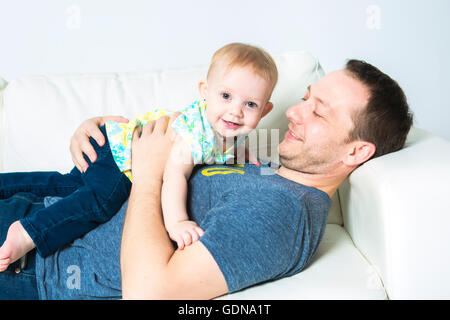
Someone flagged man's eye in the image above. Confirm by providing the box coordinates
[246,101,257,108]
[313,112,322,118]
[222,93,230,100]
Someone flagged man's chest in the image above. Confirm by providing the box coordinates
[187,164,260,222]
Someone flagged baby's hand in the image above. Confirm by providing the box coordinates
[167,221,205,250]
[245,146,260,167]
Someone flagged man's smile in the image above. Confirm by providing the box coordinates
[286,124,303,142]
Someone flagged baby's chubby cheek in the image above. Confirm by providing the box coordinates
[248,119,262,131]
[241,125,257,135]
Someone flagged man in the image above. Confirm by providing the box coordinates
[0,60,412,299]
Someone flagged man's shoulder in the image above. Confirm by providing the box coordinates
[222,164,328,211]
[189,162,331,218]
[237,163,327,198]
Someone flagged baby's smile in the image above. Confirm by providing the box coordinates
[221,118,242,130]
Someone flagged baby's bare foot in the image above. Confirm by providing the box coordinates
[0,221,35,272]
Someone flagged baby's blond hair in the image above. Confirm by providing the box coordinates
[207,43,278,95]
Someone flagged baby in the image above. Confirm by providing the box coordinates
[0,42,278,271]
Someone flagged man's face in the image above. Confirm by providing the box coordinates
[278,70,370,174]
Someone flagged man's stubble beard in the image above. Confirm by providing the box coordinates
[278,142,340,175]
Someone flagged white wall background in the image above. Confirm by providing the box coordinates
[1,0,449,140]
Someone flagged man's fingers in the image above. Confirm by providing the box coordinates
[70,138,92,172]
[101,115,129,124]
[167,113,181,140]
[142,119,156,135]
[69,142,83,172]
[88,129,106,147]
[70,154,83,173]
[81,119,106,147]
[168,112,180,126]
[136,114,179,139]
[77,156,89,173]
[153,116,170,134]
[85,116,127,146]
[132,125,142,141]
[97,115,129,127]
[81,140,98,163]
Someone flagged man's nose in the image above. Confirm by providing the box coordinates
[287,99,316,123]
[286,102,308,124]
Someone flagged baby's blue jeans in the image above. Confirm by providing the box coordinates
[0,192,41,299]
[0,125,131,257]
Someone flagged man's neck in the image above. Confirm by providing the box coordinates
[275,165,349,198]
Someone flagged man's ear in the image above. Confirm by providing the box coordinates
[342,140,376,167]
[261,102,273,118]
[198,80,208,99]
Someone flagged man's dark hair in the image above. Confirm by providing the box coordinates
[344,59,414,160]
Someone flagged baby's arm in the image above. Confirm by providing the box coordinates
[161,135,204,250]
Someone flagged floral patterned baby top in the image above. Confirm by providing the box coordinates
[105,100,246,181]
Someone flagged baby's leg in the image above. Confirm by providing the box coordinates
[0,192,45,272]
[14,126,131,258]
[0,164,129,265]
[19,175,130,257]
[0,221,34,272]
[0,170,83,200]
[0,170,83,270]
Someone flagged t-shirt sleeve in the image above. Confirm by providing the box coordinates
[198,190,304,293]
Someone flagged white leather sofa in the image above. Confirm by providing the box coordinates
[1,51,449,300]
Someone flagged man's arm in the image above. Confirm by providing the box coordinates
[120,116,228,299]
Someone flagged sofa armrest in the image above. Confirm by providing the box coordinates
[339,127,450,299]
[0,77,8,172]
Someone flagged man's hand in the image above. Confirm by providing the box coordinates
[166,220,205,250]
[130,114,179,185]
[69,115,129,173]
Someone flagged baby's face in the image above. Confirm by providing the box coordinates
[200,64,273,138]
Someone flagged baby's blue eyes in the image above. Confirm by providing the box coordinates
[220,93,257,108]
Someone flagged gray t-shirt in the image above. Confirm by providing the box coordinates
[35,163,330,299]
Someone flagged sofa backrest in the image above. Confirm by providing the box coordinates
[0,51,342,225]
